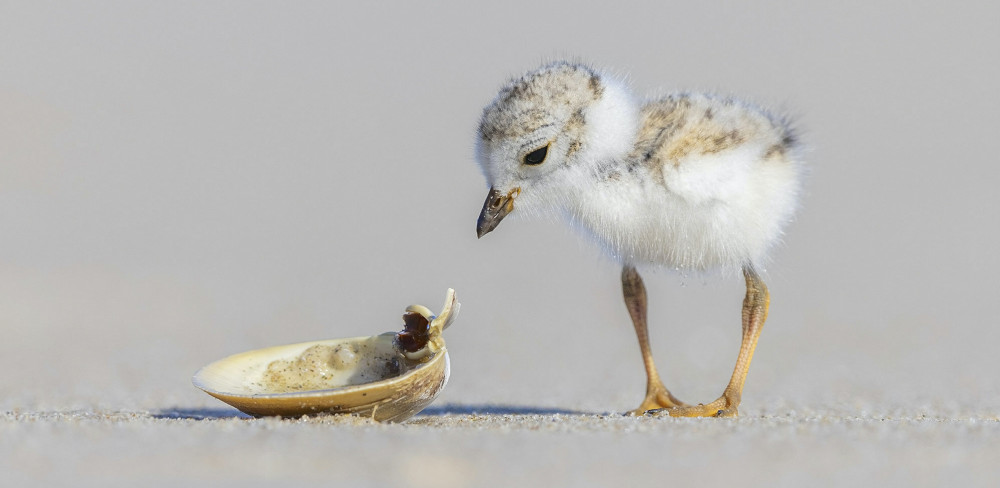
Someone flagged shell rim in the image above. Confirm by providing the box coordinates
[191,335,447,400]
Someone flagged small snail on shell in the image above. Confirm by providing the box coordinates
[193,289,458,422]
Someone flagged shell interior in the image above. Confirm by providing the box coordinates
[194,334,419,397]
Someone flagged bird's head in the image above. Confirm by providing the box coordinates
[475,61,639,238]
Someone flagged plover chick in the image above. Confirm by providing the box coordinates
[474,61,802,417]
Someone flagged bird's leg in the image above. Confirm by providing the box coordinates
[649,266,769,418]
[621,265,687,415]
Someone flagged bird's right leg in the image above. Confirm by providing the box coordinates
[622,265,687,415]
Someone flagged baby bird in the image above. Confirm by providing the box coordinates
[474,61,802,417]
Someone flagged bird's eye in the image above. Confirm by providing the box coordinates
[523,145,549,166]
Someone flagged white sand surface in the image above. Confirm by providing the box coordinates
[4,406,1000,487]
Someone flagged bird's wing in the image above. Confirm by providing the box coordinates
[633,94,796,205]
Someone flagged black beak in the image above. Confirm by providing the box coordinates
[476,187,517,238]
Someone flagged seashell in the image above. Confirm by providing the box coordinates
[193,289,459,422]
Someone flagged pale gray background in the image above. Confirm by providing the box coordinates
[2,1,998,486]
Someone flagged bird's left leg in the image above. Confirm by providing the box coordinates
[621,265,687,415]
[649,266,769,418]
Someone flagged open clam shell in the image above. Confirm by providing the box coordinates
[193,289,459,422]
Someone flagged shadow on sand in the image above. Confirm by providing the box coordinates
[153,408,251,420]
[416,403,600,416]
[153,404,603,420]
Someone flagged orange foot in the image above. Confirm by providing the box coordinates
[646,395,739,418]
[627,384,687,416]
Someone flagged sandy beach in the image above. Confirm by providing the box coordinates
[4,406,1000,486]
[2,1,999,486]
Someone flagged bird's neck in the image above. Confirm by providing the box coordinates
[579,77,640,167]
[557,78,639,214]
[540,80,640,224]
